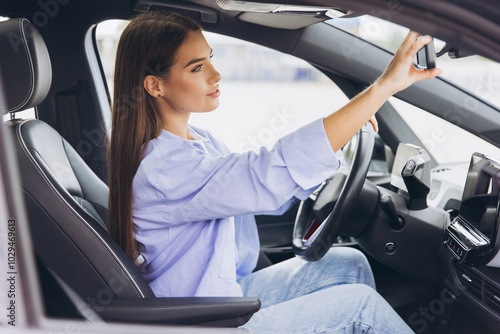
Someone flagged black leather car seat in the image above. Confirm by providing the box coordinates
[0,17,259,326]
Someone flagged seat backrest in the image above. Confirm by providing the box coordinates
[0,18,155,303]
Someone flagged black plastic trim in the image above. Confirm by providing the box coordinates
[96,297,261,327]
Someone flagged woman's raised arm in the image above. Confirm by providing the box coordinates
[323,32,442,152]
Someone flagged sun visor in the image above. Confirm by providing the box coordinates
[214,0,348,29]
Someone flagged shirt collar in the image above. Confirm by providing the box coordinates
[188,126,210,143]
[157,126,211,147]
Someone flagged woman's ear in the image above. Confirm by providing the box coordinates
[144,75,162,98]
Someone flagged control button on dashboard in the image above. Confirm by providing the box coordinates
[384,242,396,255]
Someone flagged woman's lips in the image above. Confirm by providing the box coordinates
[208,87,220,97]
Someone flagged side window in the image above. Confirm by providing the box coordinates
[191,33,349,152]
[96,21,349,152]
[95,20,128,95]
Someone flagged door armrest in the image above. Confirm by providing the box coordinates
[95,296,261,327]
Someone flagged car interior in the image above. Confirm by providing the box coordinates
[1,0,500,333]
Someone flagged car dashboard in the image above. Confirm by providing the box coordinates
[387,146,500,329]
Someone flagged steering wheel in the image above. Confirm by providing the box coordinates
[292,122,376,261]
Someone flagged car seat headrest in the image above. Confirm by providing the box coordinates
[0,18,52,114]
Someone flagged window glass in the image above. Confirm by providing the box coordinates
[329,15,500,164]
[96,20,349,152]
[95,19,128,95]
[390,97,500,164]
[191,33,348,152]
[329,16,500,110]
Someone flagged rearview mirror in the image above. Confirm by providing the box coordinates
[416,38,437,70]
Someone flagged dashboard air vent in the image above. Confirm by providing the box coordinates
[454,263,483,301]
[485,281,500,314]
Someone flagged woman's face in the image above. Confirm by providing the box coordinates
[158,30,221,115]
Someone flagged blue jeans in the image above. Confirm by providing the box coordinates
[239,247,413,333]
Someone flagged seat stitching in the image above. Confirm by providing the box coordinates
[7,18,34,113]
[16,121,144,298]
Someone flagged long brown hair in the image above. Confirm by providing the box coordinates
[108,12,201,260]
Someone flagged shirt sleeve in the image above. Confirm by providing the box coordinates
[132,118,340,225]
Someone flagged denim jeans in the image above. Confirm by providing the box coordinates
[239,247,413,333]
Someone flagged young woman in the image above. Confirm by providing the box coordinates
[108,12,441,333]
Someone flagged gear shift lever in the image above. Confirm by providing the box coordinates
[401,150,431,210]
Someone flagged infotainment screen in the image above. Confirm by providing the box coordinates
[445,153,500,264]
[459,153,500,240]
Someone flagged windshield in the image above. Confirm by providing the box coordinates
[329,15,500,110]
[329,15,500,165]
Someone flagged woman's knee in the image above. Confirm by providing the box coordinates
[323,247,369,269]
[242,284,411,334]
[322,247,375,287]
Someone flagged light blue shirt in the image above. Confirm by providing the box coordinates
[132,118,341,297]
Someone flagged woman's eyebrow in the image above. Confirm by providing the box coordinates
[183,49,213,68]
[184,57,205,68]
